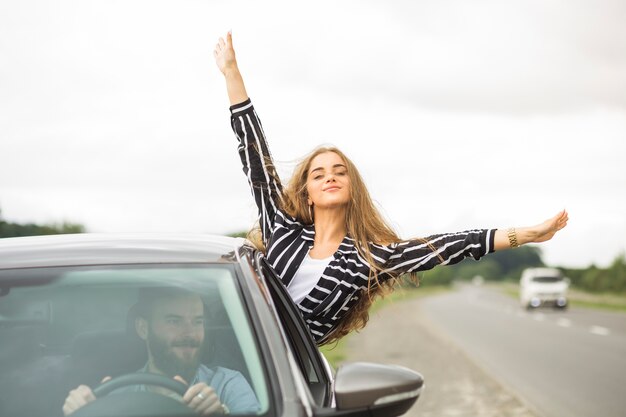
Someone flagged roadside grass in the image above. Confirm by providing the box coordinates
[319,285,450,369]
[496,282,626,312]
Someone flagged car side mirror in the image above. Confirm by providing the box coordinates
[332,362,424,417]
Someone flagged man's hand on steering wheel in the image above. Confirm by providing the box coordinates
[63,376,111,416]
[176,376,229,415]
[63,374,228,416]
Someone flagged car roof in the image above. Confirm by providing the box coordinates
[0,233,250,269]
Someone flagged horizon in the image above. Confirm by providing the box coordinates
[1,0,624,269]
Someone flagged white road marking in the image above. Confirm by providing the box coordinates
[556,318,572,328]
[590,326,610,336]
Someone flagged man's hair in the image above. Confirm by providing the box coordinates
[134,287,202,321]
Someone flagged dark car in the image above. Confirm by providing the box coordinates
[0,234,423,417]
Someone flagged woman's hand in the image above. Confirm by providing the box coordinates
[520,209,569,244]
[494,210,569,250]
[214,31,238,76]
[213,31,249,106]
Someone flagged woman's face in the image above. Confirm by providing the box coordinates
[306,151,351,210]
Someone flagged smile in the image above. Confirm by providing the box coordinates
[174,346,198,354]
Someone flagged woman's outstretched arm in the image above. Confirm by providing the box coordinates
[214,31,248,105]
[372,210,569,276]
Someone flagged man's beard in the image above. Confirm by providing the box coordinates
[147,330,203,384]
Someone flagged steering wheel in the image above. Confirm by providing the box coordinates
[72,373,194,417]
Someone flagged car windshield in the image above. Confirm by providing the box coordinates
[531,276,563,283]
[0,264,269,417]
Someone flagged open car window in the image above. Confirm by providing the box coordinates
[0,265,269,417]
[257,257,332,407]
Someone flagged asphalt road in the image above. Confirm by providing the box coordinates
[344,289,538,417]
[419,284,626,417]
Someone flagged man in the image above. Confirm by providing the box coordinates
[63,288,259,416]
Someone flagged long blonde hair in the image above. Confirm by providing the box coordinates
[249,146,420,344]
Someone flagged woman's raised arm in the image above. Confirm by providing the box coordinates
[214,31,248,106]
[214,32,284,247]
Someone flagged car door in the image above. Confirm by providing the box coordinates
[254,253,333,407]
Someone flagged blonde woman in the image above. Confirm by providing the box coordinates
[214,32,568,345]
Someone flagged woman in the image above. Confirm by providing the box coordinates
[213,32,568,345]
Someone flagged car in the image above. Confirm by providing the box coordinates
[0,233,424,417]
[519,267,569,309]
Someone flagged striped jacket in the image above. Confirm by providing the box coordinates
[230,99,496,344]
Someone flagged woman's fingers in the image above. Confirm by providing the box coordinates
[532,210,569,243]
[550,210,567,227]
[556,210,568,230]
[214,36,230,57]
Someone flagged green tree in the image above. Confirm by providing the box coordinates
[488,245,544,280]
[227,231,248,238]
[0,207,86,238]
[607,253,626,292]
[561,253,626,293]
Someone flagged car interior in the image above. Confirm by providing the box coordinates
[0,270,255,417]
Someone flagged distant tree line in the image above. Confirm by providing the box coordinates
[227,231,248,238]
[407,245,626,294]
[0,208,86,238]
[560,254,626,294]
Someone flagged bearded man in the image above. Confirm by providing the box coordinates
[62,288,259,416]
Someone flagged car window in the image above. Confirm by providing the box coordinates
[257,258,331,407]
[531,276,563,283]
[0,264,269,417]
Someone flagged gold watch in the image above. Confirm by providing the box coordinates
[507,228,520,248]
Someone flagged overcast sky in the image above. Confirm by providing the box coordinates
[1,0,625,268]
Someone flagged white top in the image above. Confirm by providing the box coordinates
[287,253,334,305]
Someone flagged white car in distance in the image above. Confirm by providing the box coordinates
[520,267,569,309]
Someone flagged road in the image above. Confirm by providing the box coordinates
[418,284,626,417]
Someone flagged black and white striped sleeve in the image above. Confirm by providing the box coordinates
[376,229,497,276]
[230,99,283,245]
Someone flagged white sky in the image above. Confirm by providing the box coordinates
[1,0,625,268]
